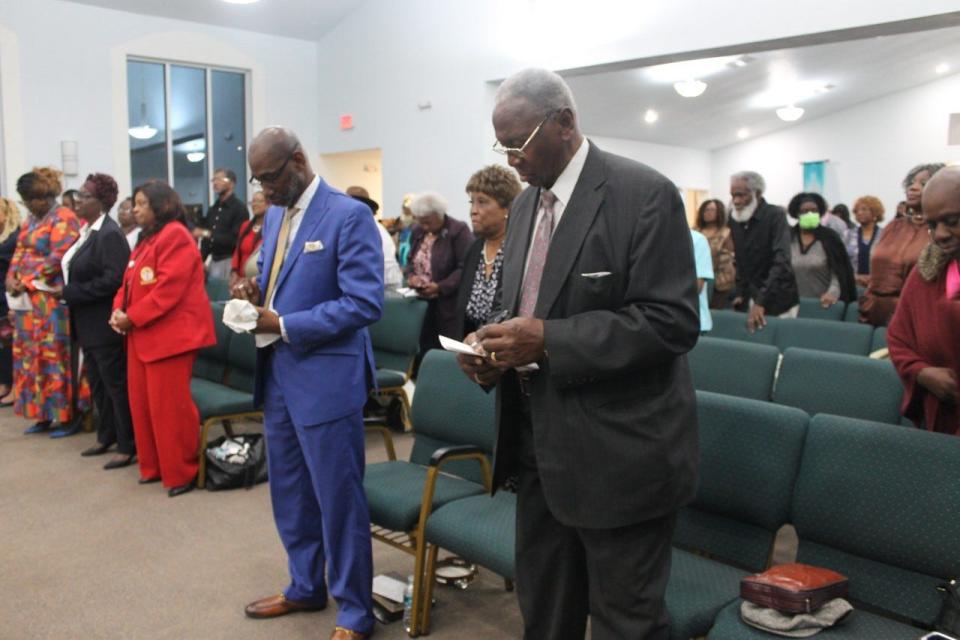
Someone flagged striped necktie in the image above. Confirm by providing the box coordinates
[518,190,557,317]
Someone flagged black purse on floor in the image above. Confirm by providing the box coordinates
[204,434,268,491]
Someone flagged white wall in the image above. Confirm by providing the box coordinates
[313,0,959,222]
[0,0,320,207]
[587,136,711,191]
[316,148,384,214]
[710,72,960,212]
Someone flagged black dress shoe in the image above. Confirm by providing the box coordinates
[138,477,161,485]
[81,444,111,457]
[104,455,135,470]
[168,481,195,498]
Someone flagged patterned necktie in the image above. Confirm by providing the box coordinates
[262,207,299,306]
[518,190,557,317]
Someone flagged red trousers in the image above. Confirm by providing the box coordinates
[127,348,199,488]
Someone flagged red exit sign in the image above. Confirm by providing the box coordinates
[340,114,354,130]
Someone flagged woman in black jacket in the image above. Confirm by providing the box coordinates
[453,165,522,338]
[60,173,135,468]
[0,197,22,405]
[787,192,857,308]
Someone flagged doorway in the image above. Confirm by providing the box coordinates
[317,148,383,217]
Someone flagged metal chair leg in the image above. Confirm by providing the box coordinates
[419,543,440,635]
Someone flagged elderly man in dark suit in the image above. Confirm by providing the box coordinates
[458,68,700,639]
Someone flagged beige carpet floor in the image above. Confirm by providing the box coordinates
[0,409,521,639]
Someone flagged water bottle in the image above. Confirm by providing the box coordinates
[402,574,415,633]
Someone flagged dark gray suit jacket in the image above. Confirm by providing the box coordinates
[493,142,701,529]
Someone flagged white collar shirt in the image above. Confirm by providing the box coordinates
[62,214,106,285]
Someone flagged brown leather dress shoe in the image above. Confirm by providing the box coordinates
[244,593,326,619]
[330,627,369,640]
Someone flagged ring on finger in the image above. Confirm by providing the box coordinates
[474,373,482,384]
[490,351,497,362]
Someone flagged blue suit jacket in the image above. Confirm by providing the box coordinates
[254,179,384,426]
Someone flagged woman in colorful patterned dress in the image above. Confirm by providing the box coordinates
[6,168,81,433]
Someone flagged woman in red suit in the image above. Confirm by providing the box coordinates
[111,180,215,497]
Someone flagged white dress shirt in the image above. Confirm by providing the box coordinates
[272,174,321,343]
[125,227,141,250]
[523,137,589,279]
[62,214,106,285]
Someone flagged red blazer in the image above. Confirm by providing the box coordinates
[113,221,215,363]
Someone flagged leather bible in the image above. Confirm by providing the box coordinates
[741,563,849,614]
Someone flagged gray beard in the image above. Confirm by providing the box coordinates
[730,197,758,223]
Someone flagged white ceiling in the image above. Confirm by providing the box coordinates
[567,26,960,150]
[65,0,365,42]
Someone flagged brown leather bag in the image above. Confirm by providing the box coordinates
[741,563,849,614]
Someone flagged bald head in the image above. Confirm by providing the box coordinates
[346,186,369,198]
[248,126,314,208]
[922,165,960,260]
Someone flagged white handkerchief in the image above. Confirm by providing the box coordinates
[580,271,612,278]
[6,292,31,312]
[395,287,420,298]
[222,299,259,333]
[304,240,324,253]
[222,299,281,347]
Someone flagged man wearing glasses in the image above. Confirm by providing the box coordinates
[193,167,248,280]
[233,127,383,640]
[458,68,700,639]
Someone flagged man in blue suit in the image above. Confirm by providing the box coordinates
[234,127,383,640]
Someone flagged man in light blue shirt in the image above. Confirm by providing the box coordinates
[691,229,714,332]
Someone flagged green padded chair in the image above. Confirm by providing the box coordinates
[368,295,428,431]
[418,490,517,634]
[205,277,231,302]
[665,391,809,640]
[707,310,778,345]
[191,303,262,489]
[364,349,495,636]
[688,337,780,401]
[870,326,888,356]
[843,300,860,322]
[708,415,960,638]
[773,316,873,355]
[773,347,903,424]
[797,297,846,321]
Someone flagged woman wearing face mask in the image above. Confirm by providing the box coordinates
[888,166,960,435]
[786,192,856,308]
[229,190,267,287]
[860,163,945,326]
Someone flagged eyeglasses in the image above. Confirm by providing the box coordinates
[492,112,555,159]
[249,145,299,185]
[927,214,960,233]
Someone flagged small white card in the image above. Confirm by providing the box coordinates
[439,335,539,372]
[6,292,31,312]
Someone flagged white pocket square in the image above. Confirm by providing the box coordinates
[304,240,324,253]
[580,271,612,278]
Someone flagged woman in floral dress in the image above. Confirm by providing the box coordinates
[6,167,81,433]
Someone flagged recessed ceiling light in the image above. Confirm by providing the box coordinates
[776,105,805,122]
[674,79,707,98]
[644,109,659,124]
[186,151,206,163]
[936,62,950,74]
[730,57,752,68]
[737,128,750,139]
[222,0,260,4]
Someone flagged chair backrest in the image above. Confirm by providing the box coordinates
[408,350,495,485]
[773,348,903,424]
[773,316,873,356]
[225,330,257,394]
[793,415,960,627]
[708,310,779,345]
[675,392,809,571]
[688,337,780,401]
[843,301,860,322]
[205,277,231,302]
[797,297,846,321]
[871,326,888,353]
[193,302,230,383]
[369,296,428,374]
